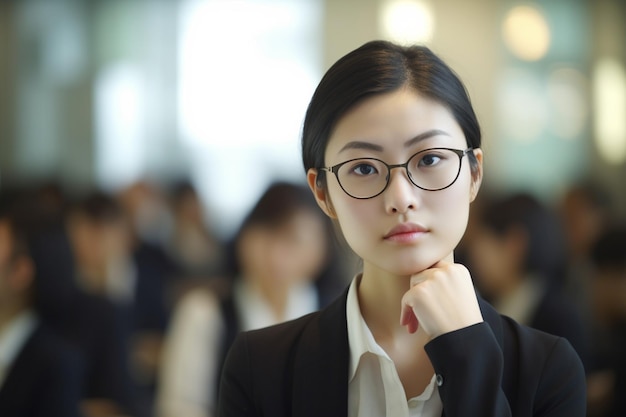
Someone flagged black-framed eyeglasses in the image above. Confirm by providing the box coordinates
[319,147,473,199]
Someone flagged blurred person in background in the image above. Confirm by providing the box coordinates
[66,191,173,416]
[0,195,84,417]
[21,188,137,417]
[586,226,626,417]
[165,179,226,283]
[468,193,588,366]
[118,181,174,250]
[559,181,614,323]
[156,181,346,417]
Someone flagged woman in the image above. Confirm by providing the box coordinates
[157,182,344,417]
[217,40,586,416]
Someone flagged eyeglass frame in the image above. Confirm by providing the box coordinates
[318,147,474,200]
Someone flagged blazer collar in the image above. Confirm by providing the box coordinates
[290,289,505,417]
[291,288,350,417]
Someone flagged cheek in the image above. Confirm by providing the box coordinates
[432,182,471,241]
[327,189,376,253]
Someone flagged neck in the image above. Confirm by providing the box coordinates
[358,263,415,339]
[249,278,293,322]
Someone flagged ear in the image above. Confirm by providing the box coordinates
[307,169,337,219]
[469,148,484,202]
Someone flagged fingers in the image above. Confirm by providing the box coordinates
[401,262,483,338]
[400,303,419,334]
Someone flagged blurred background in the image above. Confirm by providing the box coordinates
[1,1,626,417]
[0,0,624,236]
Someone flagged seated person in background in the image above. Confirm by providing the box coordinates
[586,226,626,417]
[0,199,84,417]
[467,193,588,365]
[165,180,226,281]
[559,182,613,310]
[26,194,138,417]
[66,191,173,417]
[156,181,346,417]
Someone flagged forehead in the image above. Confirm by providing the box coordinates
[325,89,465,160]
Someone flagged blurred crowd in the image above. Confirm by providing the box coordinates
[0,177,624,417]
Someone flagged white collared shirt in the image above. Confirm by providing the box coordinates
[157,280,319,417]
[494,275,543,326]
[234,279,319,331]
[346,276,443,417]
[0,310,38,389]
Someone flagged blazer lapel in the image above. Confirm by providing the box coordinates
[289,292,506,417]
[291,290,350,417]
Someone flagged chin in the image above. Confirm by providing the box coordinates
[385,260,437,277]
[386,250,449,276]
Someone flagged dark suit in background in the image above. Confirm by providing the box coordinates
[0,323,84,417]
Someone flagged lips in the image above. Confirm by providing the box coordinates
[383,223,428,240]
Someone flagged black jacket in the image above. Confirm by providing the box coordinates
[0,323,84,417]
[218,290,586,417]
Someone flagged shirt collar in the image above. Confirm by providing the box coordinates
[234,279,319,331]
[346,274,391,382]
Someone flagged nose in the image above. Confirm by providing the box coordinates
[384,168,419,214]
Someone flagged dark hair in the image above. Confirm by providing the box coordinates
[70,191,124,224]
[0,198,29,259]
[226,181,329,275]
[240,181,321,230]
[302,40,481,185]
[226,181,346,305]
[590,226,626,272]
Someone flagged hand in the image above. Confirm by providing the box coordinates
[400,261,483,338]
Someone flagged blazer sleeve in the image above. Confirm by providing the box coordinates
[425,323,512,416]
[217,333,258,417]
[425,322,586,417]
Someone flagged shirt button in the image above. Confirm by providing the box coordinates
[436,374,444,386]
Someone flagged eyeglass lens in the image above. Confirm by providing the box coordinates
[335,148,464,199]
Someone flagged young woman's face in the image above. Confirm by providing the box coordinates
[310,88,482,277]
[238,209,328,287]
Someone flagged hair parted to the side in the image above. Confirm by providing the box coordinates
[301,40,481,187]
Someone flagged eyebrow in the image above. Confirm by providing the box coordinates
[338,129,451,153]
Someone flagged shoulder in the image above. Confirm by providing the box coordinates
[222,292,346,373]
[500,313,582,368]
[218,292,350,416]
[23,323,80,360]
[230,309,323,365]
[11,323,84,388]
[498,310,587,413]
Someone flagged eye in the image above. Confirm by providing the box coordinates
[417,153,443,167]
[350,162,379,176]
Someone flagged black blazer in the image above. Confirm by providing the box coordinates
[218,290,586,417]
[0,323,84,417]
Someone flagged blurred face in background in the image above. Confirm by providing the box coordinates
[560,191,607,259]
[592,266,626,321]
[0,221,14,300]
[0,219,32,312]
[237,208,328,290]
[66,212,132,291]
[468,225,525,298]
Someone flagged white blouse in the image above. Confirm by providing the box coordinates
[156,280,319,417]
[346,276,443,417]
